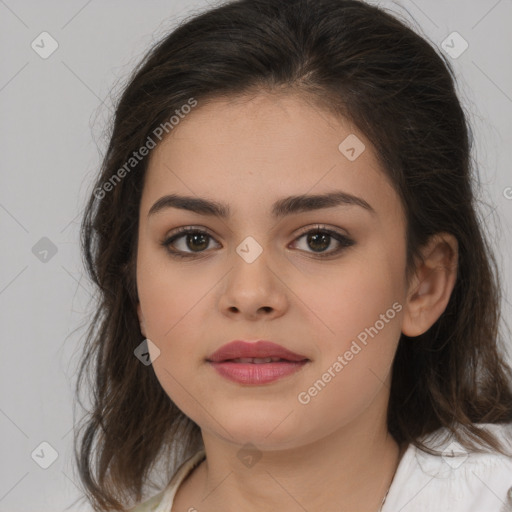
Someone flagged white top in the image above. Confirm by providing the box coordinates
[130,423,512,512]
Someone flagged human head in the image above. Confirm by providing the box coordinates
[76,1,512,510]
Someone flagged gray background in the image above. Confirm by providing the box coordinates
[1,1,511,510]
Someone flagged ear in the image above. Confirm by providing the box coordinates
[401,232,458,337]
[137,302,146,337]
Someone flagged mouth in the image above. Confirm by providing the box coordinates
[206,339,310,363]
[217,357,308,363]
[207,357,310,385]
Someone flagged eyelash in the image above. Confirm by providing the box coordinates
[160,224,355,259]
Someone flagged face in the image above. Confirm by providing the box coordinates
[136,92,409,450]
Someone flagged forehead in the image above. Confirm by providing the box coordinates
[141,92,400,221]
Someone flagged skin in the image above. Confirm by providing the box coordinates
[136,91,458,512]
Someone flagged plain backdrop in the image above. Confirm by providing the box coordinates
[1,1,511,510]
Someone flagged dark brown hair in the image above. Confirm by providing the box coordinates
[74,0,512,510]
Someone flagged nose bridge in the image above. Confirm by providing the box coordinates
[231,234,272,287]
[235,232,266,264]
[218,232,287,316]
[228,211,295,280]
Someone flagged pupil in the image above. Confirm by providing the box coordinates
[187,233,208,251]
[184,232,331,253]
[308,232,329,252]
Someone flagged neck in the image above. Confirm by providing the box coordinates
[184,401,405,512]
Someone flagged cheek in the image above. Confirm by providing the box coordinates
[136,257,207,409]
[136,250,212,339]
[296,278,401,427]
[302,256,400,339]
[301,256,402,391]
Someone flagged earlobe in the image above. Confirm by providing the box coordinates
[401,233,458,337]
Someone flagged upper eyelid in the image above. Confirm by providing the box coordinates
[161,225,355,261]
[163,225,352,253]
[165,224,348,240]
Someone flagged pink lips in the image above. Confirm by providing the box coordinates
[207,340,308,362]
[206,340,310,385]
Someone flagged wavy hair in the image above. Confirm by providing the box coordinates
[74,0,512,510]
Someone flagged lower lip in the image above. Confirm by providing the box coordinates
[207,360,309,384]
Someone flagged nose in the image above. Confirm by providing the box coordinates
[217,249,288,320]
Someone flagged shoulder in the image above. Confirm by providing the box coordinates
[383,422,512,512]
[128,449,206,512]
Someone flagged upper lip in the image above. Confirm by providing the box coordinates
[207,340,309,362]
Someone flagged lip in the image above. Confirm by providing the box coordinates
[206,340,310,385]
[208,360,309,384]
[206,340,309,363]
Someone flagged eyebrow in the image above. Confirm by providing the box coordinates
[148,190,376,219]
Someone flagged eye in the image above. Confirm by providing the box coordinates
[161,226,219,259]
[289,225,355,258]
[160,224,355,259]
